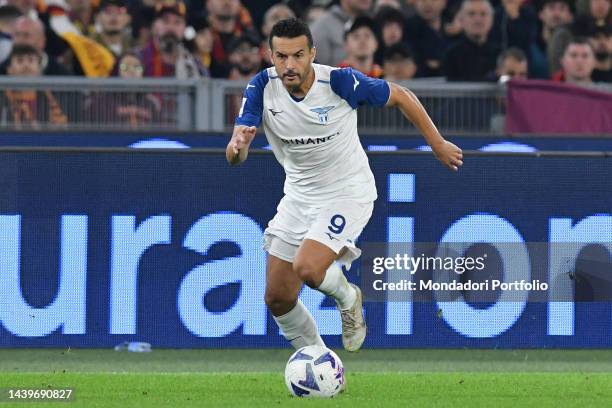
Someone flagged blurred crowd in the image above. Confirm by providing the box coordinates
[0,0,609,127]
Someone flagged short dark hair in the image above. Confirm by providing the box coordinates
[8,44,41,63]
[268,18,313,49]
[383,43,414,63]
[537,0,573,13]
[344,16,377,40]
[0,5,22,24]
[375,6,405,29]
[228,32,261,54]
[497,47,527,68]
[563,36,594,55]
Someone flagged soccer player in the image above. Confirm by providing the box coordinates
[226,18,462,351]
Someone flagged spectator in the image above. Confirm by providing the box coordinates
[590,24,612,82]
[22,0,117,77]
[304,4,326,26]
[67,0,95,36]
[260,4,295,66]
[554,36,597,85]
[226,33,263,122]
[129,0,156,47]
[495,46,528,80]
[0,5,21,64]
[444,0,466,39]
[139,0,206,78]
[404,0,450,77]
[5,44,41,76]
[373,6,404,65]
[311,0,373,66]
[227,33,263,80]
[377,0,417,17]
[547,1,610,79]
[375,0,402,11]
[531,0,573,78]
[207,0,258,78]
[88,51,161,127]
[572,10,612,82]
[0,44,68,128]
[261,4,296,40]
[444,0,499,81]
[277,0,320,20]
[382,42,417,80]
[5,0,37,17]
[0,16,71,75]
[116,51,144,79]
[588,0,611,25]
[490,46,528,132]
[187,16,225,77]
[338,16,383,77]
[490,0,539,55]
[90,0,135,57]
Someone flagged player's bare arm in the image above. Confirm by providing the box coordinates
[386,82,464,171]
[226,125,257,165]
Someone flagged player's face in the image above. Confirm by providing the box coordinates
[270,35,315,92]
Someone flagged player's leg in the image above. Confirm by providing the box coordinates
[293,240,365,351]
[293,201,373,351]
[265,241,325,349]
[293,240,356,309]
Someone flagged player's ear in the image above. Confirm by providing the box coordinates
[310,46,316,63]
[268,48,274,64]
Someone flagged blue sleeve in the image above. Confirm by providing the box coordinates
[330,67,390,109]
[234,69,269,127]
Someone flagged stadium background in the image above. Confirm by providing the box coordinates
[0,2,612,348]
[0,149,611,349]
[0,1,610,405]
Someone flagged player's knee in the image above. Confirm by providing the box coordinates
[264,290,297,316]
[293,260,323,288]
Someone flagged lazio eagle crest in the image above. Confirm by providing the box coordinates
[310,106,335,124]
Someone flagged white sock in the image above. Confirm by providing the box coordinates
[273,300,325,349]
[317,262,357,310]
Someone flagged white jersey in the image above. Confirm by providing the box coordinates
[235,63,390,205]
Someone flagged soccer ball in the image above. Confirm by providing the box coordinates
[284,345,345,398]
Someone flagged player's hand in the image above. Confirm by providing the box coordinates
[231,126,257,155]
[432,140,463,171]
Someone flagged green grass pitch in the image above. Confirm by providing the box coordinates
[1,349,611,407]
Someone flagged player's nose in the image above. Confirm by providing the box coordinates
[286,56,297,69]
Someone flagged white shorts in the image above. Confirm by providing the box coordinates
[263,195,374,268]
